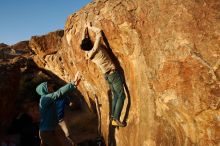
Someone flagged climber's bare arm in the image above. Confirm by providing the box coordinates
[86,24,102,59]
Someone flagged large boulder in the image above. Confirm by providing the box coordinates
[30,0,220,145]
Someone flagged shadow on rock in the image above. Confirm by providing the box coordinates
[1,58,106,146]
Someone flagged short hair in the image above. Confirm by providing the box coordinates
[80,38,93,51]
[47,80,56,90]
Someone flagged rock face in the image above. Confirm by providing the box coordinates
[29,0,220,145]
[0,41,39,132]
[29,30,65,70]
[0,62,21,132]
[0,40,59,136]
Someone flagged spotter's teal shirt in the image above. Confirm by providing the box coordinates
[36,82,75,131]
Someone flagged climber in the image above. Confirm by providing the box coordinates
[36,72,81,146]
[80,22,126,127]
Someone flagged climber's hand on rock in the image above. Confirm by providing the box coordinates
[74,79,80,86]
[86,22,92,28]
[74,71,81,80]
[72,79,80,86]
[72,71,81,86]
[84,23,88,29]
[89,22,92,27]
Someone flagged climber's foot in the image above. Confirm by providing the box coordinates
[111,119,126,127]
[110,115,114,121]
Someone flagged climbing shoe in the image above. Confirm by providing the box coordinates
[111,119,126,127]
[110,115,114,121]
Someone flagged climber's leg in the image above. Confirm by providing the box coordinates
[106,71,126,127]
[105,70,126,128]
[111,71,125,120]
[110,85,118,119]
[105,72,118,119]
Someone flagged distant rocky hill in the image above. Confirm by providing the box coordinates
[0,43,8,48]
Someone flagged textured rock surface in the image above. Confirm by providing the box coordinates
[0,42,38,132]
[29,0,220,145]
[0,63,21,132]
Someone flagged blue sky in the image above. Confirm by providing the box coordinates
[0,0,92,45]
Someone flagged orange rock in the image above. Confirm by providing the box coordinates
[7,0,219,145]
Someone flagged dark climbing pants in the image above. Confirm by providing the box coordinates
[105,70,125,120]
